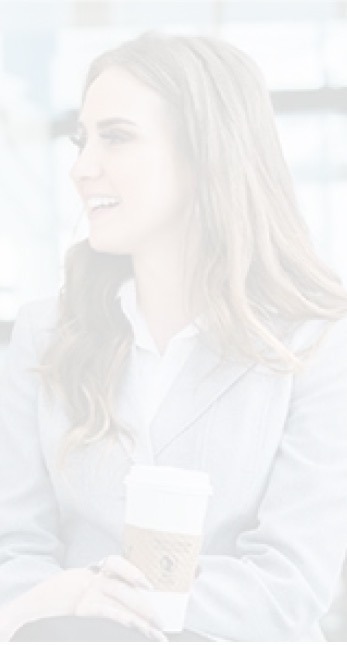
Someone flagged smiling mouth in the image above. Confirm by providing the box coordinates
[86,197,122,219]
[89,204,121,216]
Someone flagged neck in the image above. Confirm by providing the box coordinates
[132,243,200,353]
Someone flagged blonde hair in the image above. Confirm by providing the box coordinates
[35,31,347,467]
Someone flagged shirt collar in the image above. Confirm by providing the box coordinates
[116,277,201,354]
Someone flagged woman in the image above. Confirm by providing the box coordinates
[1,31,347,642]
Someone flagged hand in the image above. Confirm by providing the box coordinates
[0,567,93,641]
[0,557,167,642]
[75,555,167,641]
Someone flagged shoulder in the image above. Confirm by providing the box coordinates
[290,315,347,355]
[18,296,59,328]
[289,315,347,394]
[11,295,60,358]
[252,316,347,393]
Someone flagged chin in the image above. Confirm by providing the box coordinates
[88,233,133,256]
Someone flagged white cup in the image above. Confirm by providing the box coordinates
[123,465,213,632]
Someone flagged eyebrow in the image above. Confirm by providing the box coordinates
[77,117,138,130]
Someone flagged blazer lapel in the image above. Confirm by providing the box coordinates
[150,339,254,457]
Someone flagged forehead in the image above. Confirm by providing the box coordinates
[79,66,169,129]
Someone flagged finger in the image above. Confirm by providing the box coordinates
[76,597,167,641]
[101,554,153,589]
[97,575,162,630]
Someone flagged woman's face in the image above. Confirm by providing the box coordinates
[70,66,196,256]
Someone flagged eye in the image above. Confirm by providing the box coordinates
[67,129,132,150]
[99,130,133,145]
[68,131,85,150]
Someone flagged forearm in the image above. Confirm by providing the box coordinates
[0,590,42,642]
[0,561,65,641]
[0,603,21,641]
[183,554,324,641]
[0,554,63,607]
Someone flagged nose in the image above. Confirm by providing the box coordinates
[70,142,103,183]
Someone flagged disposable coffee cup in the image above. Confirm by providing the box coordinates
[122,465,213,632]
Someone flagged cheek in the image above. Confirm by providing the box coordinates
[135,160,188,216]
[114,145,180,195]
[103,143,194,239]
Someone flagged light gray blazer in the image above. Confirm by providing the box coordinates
[1,297,347,641]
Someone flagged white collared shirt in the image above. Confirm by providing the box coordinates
[115,278,201,463]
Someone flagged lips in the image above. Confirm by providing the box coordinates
[88,205,121,222]
[86,196,121,210]
[85,195,122,220]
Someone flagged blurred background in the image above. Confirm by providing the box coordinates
[0,0,347,343]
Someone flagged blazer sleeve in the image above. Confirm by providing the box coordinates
[0,302,64,609]
[184,317,347,641]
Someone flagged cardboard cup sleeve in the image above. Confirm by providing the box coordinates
[123,524,202,592]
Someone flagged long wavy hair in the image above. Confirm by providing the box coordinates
[36,31,347,466]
